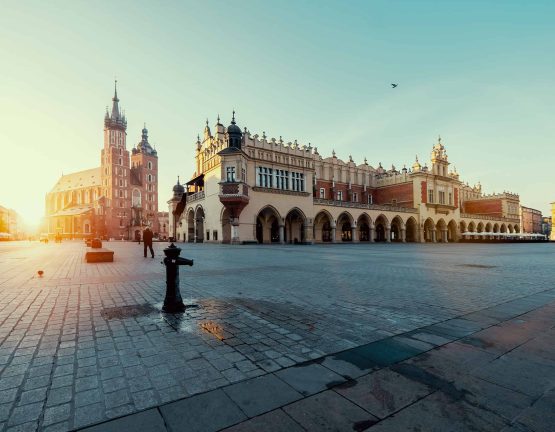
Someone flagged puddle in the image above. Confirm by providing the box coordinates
[100,304,158,320]
[200,321,226,340]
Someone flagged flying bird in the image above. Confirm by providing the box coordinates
[391,83,398,88]
[37,270,44,277]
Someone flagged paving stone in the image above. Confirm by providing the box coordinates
[73,402,106,429]
[42,404,70,427]
[161,388,246,432]
[79,408,166,432]
[275,363,346,396]
[18,387,48,406]
[132,389,159,410]
[221,409,304,432]
[335,368,434,419]
[351,338,424,367]
[320,350,377,379]
[284,390,378,431]
[8,402,44,426]
[223,374,302,418]
[75,388,103,408]
[46,386,73,407]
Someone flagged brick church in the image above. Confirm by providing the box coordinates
[44,83,168,240]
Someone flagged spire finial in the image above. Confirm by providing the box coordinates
[438,135,441,143]
[232,110,236,124]
[143,122,146,129]
[217,114,220,123]
[113,79,118,100]
[177,175,180,185]
[206,118,209,127]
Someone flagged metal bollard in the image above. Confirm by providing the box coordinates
[162,243,193,313]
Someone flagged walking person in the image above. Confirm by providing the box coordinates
[143,226,154,258]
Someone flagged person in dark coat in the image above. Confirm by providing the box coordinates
[143,227,154,258]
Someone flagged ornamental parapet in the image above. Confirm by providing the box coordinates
[313,198,417,214]
[460,213,519,223]
[187,191,205,203]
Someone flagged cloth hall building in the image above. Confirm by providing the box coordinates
[168,114,522,244]
[44,84,168,240]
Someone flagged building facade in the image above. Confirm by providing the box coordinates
[169,115,522,244]
[519,206,543,234]
[44,83,164,240]
[0,206,24,240]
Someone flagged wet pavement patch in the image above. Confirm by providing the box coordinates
[458,264,497,269]
[100,304,158,320]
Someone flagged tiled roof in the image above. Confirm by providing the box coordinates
[50,167,101,193]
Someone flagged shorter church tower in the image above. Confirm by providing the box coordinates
[131,124,159,230]
[430,136,449,177]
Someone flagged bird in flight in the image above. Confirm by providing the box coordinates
[391,83,398,88]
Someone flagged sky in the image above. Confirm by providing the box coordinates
[1,0,554,227]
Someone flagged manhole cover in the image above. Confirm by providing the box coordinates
[101,304,157,320]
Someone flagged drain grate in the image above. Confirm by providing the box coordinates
[101,304,157,320]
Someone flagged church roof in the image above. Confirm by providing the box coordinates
[48,204,94,217]
[50,167,101,193]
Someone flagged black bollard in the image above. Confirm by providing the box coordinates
[162,243,193,313]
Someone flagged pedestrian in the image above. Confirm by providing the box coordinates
[143,226,154,258]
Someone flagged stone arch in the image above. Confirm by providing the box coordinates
[405,217,418,242]
[468,221,476,233]
[493,223,499,233]
[336,212,354,242]
[314,210,334,243]
[423,218,435,242]
[500,224,507,233]
[357,213,371,242]
[194,206,205,242]
[447,219,458,242]
[186,208,195,242]
[374,214,389,242]
[436,219,447,243]
[508,224,514,233]
[256,205,282,244]
[514,224,520,233]
[390,216,404,242]
[477,222,484,233]
[285,207,306,244]
[485,222,492,233]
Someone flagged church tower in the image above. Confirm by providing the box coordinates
[100,81,131,238]
[131,124,159,228]
[430,136,449,177]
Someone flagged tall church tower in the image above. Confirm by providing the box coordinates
[100,81,131,238]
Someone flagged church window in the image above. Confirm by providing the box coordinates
[148,161,152,170]
[148,174,152,182]
[119,148,122,155]
[119,179,123,187]
[119,158,122,165]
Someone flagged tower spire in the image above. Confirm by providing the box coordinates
[111,79,120,120]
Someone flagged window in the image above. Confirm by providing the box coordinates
[118,158,122,165]
[119,179,123,187]
[368,194,373,205]
[291,172,304,191]
[148,161,152,170]
[428,189,434,203]
[257,167,273,188]
[438,191,445,204]
[352,192,358,203]
[226,166,236,182]
[241,169,246,181]
[213,230,218,241]
[119,189,124,198]
[448,192,453,205]
[337,191,343,201]
[206,230,210,241]
[276,169,289,190]
[148,174,152,182]
[119,148,122,155]
[319,188,325,199]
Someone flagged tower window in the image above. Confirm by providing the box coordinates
[148,161,152,170]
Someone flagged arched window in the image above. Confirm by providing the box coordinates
[147,174,152,182]
[132,189,141,207]
[148,161,152,170]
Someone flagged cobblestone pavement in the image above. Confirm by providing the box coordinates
[0,241,554,431]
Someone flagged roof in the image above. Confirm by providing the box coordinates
[186,173,204,186]
[50,167,101,193]
[48,205,94,217]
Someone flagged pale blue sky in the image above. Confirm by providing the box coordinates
[1,0,553,225]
